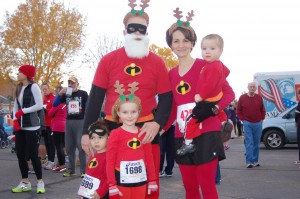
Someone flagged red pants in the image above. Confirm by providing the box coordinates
[118,185,146,199]
[185,118,201,139]
[145,143,160,199]
[179,158,218,199]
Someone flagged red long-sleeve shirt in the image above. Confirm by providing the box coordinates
[43,93,55,127]
[106,127,156,186]
[236,93,266,122]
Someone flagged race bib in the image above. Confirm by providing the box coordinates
[120,159,147,184]
[68,100,79,114]
[77,174,100,198]
[177,103,195,133]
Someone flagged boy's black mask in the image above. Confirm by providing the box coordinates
[126,23,147,35]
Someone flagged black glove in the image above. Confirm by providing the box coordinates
[192,101,218,123]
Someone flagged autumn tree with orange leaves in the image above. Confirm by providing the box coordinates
[0,0,85,89]
[149,44,178,70]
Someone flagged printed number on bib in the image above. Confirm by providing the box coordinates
[120,159,147,184]
[77,174,100,199]
[177,103,195,133]
[68,100,79,114]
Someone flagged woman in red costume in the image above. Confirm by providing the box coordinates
[163,8,235,199]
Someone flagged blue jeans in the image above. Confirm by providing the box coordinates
[243,120,263,164]
[160,125,175,175]
[215,162,221,183]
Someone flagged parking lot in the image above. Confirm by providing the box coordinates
[0,137,300,199]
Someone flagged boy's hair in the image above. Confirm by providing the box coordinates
[88,120,110,138]
[201,34,224,51]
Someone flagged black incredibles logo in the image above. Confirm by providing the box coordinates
[127,137,141,149]
[176,80,191,95]
[124,63,142,76]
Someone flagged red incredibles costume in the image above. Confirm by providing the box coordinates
[164,58,235,199]
[186,60,230,139]
[106,127,157,198]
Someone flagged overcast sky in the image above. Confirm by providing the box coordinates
[1,0,300,99]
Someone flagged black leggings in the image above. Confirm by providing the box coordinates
[42,127,55,162]
[15,129,42,179]
[52,132,65,165]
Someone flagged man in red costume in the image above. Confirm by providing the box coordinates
[81,1,172,199]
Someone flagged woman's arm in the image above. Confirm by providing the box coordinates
[22,84,43,114]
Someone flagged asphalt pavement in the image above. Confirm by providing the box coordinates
[1,137,300,199]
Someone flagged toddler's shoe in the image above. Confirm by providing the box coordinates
[176,143,196,156]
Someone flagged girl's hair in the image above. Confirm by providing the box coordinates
[15,78,35,99]
[166,26,197,49]
[112,96,142,124]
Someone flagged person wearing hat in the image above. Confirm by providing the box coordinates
[78,120,109,199]
[81,1,172,198]
[12,64,46,194]
[53,75,89,178]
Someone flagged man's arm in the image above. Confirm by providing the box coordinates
[154,91,173,128]
[82,85,106,156]
[82,85,106,134]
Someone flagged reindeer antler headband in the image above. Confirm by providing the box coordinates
[123,0,150,26]
[167,8,196,39]
[113,80,142,112]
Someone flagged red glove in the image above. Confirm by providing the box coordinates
[147,181,158,196]
[109,185,122,199]
[13,120,21,131]
[15,110,24,119]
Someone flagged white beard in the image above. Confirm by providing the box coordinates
[124,34,150,59]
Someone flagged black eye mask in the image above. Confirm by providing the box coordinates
[127,23,147,35]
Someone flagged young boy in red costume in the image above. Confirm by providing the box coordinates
[78,120,109,199]
[177,34,231,156]
[106,81,158,199]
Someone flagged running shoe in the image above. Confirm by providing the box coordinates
[28,167,35,174]
[44,161,55,170]
[80,172,85,178]
[52,166,67,172]
[12,181,32,193]
[159,171,167,178]
[63,170,75,177]
[36,181,46,194]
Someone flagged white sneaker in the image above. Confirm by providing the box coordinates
[12,181,32,193]
[42,161,49,168]
[36,181,45,194]
[44,161,55,170]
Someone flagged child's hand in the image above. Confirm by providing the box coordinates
[90,191,100,199]
[147,181,158,196]
[109,185,122,199]
[194,94,202,102]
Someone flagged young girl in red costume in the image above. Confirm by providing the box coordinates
[106,81,158,199]
[78,120,109,199]
[163,8,235,199]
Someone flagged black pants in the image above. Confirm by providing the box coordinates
[160,125,175,175]
[297,126,300,161]
[42,127,55,162]
[52,132,65,165]
[15,129,42,179]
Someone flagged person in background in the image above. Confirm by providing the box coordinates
[78,120,109,199]
[164,8,235,199]
[236,82,266,168]
[236,116,243,137]
[106,82,158,199]
[228,104,237,138]
[48,85,67,172]
[53,75,88,178]
[41,83,55,170]
[159,122,175,178]
[12,65,45,194]
[294,89,300,165]
[81,2,172,198]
